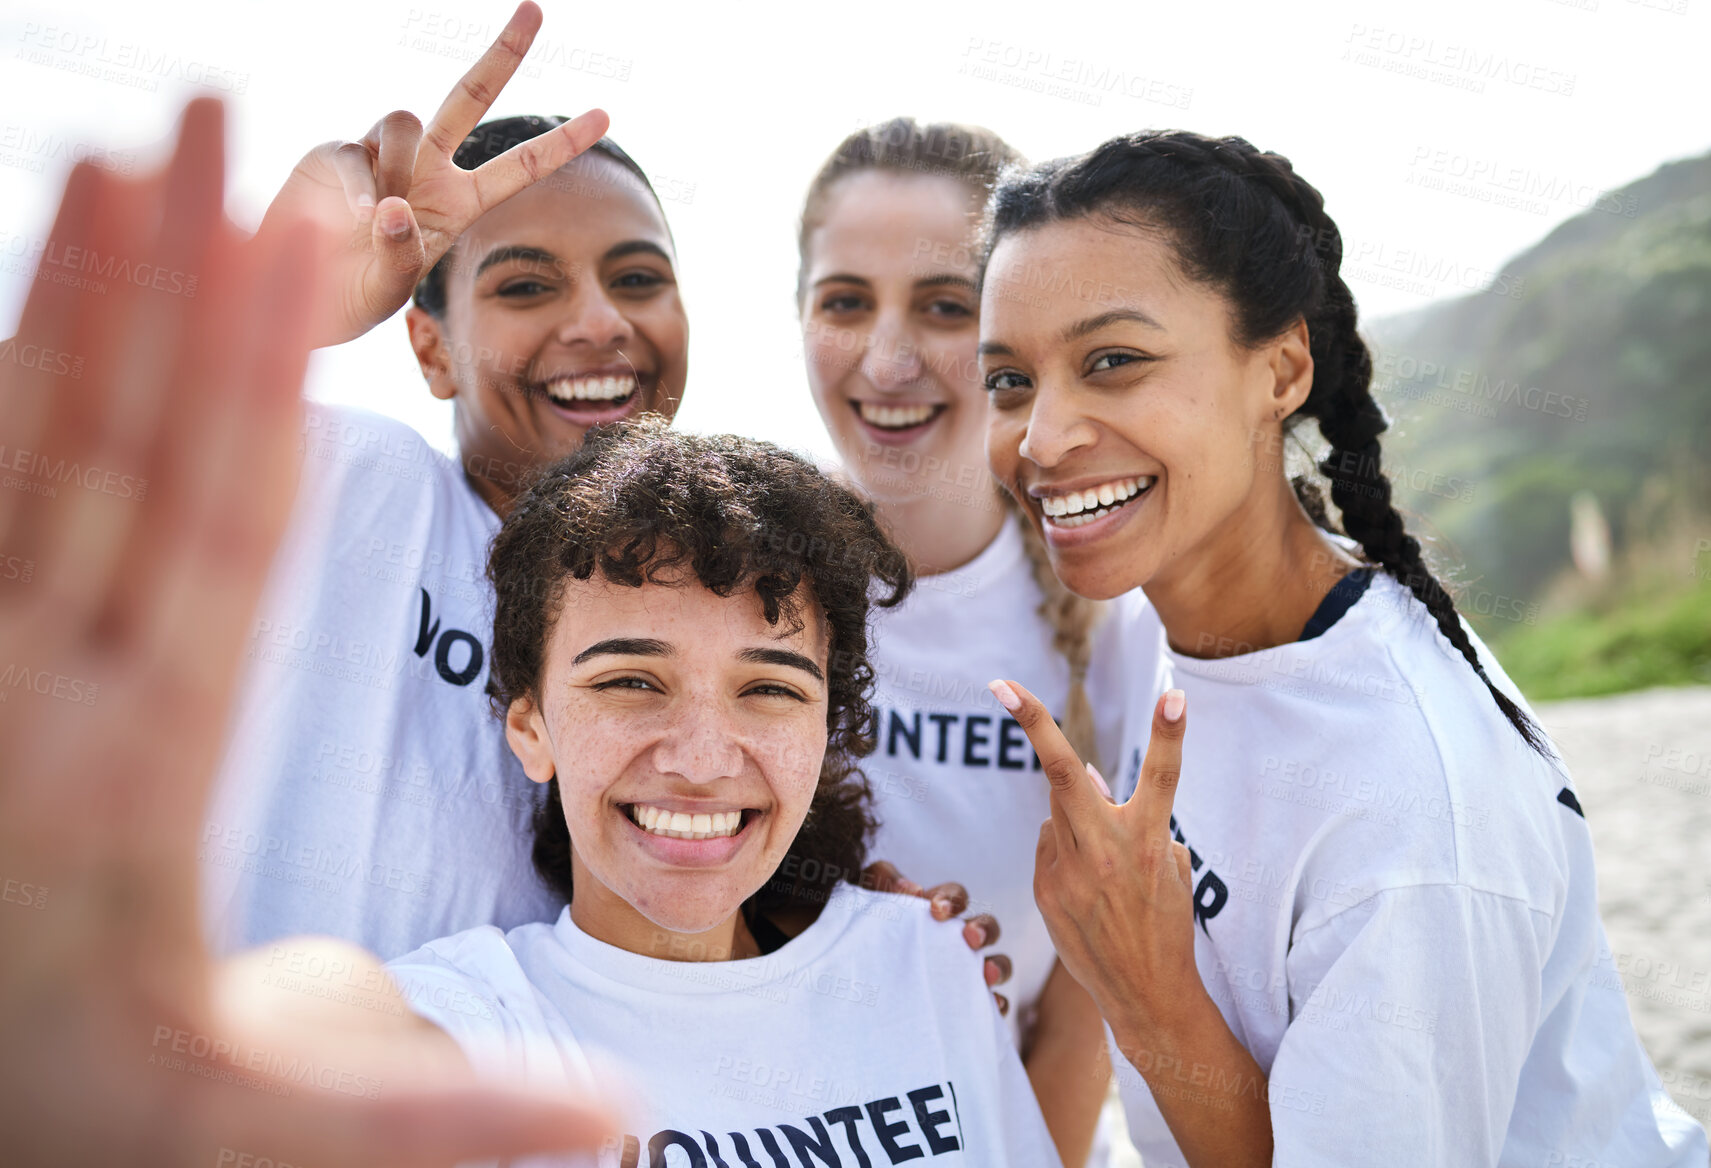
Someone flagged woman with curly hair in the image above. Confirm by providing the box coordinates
[376,417,1063,1165]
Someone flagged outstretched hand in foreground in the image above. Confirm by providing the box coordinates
[0,98,615,1168]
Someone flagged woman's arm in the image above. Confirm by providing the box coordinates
[1024,959,1111,1168]
[1106,988,1272,1168]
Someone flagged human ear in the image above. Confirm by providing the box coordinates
[405,305,458,403]
[505,695,556,785]
[1268,317,1315,420]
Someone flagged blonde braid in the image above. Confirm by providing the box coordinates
[1010,501,1107,774]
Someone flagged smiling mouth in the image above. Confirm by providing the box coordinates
[1037,475,1156,529]
[850,400,946,433]
[624,803,756,841]
[537,373,644,413]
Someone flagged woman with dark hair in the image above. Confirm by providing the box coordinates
[979,132,1709,1166]
[0,91,1016,1168]
[378,418,1064,1165]
[795,117,1160,1166]
[209,7,1005,1014]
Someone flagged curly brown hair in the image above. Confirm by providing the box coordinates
[487,416,913,916]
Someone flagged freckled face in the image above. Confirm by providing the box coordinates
[505,577,830,934]
[801,171,987,503]
[981,217,1284,600]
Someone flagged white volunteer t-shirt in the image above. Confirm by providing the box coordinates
[865,518,1158,1041]
[200,402,563,959]
[387,881,1065,1168]
[1108,571,1709,1167]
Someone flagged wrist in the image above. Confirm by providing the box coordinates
[1105,978,1219,1061]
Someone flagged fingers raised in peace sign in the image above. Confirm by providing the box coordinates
[988,679,1200,1034]
[262,1,611,347]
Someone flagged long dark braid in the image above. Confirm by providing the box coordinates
[982,131,1551,758]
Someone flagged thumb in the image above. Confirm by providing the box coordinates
[370,195,427,293]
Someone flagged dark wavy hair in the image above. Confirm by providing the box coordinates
[981,131,1550,757]
[487,417,914,914]
[412,114,663,318]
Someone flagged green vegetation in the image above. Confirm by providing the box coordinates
[1495,578,1711,700]
[1363,151,1711,699]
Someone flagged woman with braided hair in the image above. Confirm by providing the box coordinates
[978,131,1708,1166]
[796,117,1165,1166]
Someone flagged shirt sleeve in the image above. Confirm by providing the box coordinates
[386,929,590,1090]
[1267,883,1550,1168]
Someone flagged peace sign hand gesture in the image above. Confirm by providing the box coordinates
[991,680,1274,1167]
[989,681,1202,1037]
[258,1,609,348]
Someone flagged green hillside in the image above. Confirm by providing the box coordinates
[1360,151,1711,696]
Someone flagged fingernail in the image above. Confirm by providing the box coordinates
[1162,689,1186,723]
[1087,763,1113,799]
[381,205,411,239]
[355,192,375,221]
[984,959,1000,986]
[988,680,1021,712]
[931,895,952,918]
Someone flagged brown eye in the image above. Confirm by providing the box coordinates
[1089,351,1151,373]
[612,270,666,290]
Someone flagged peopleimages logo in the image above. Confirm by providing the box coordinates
[148,1025,382,1099]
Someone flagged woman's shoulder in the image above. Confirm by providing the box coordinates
[1295,572,1577,912]
[815,884,989,978]
[1356,575,1564,778]
[386,916,591,1085]
[297,400,467,515]
[388,917,559,992]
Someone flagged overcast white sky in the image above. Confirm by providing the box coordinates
[2,0,1706,461]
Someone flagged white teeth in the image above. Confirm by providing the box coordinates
[857,402,937,430]
[545,374,638,404]
[1038,476,1154,524]
[628,803,746,840]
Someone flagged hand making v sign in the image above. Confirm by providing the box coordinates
[989,679,1276,1168]
[987,680,1201,1033]
[258,0,610,349]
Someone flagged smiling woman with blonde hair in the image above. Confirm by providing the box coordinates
[795,117,1161,1167]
